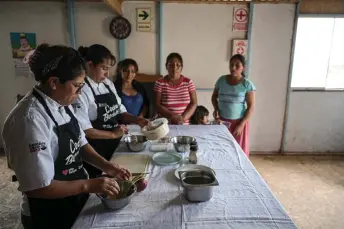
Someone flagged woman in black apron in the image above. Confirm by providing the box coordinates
[76,44,149,178]
[2,44,130,229]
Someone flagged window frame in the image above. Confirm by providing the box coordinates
[291,14,344,92]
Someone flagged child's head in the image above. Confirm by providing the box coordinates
[190,106,209,125]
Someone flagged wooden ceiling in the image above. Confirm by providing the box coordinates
[1,0,299,15]
[300,0,344,14]
[0,0,298,2]
[3,0,343,15]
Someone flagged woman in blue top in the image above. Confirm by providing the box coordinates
[114,58,149,118]
[211,54,256,156]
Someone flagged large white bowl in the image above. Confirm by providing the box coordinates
[141,118,169,140]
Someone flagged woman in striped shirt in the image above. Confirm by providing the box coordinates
[154,53,197,124]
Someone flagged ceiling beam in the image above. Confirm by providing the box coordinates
[123,0,298,2]
[104,0,123,15]
[0,0,298,3]
[0,0,298,4]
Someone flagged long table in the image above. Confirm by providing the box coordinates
[72,125,298,229]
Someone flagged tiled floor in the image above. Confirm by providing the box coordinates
[1,154,344,229]
[0,155,22,229]
[251,155,344,229]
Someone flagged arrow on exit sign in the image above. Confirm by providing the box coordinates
[139,11,149,20]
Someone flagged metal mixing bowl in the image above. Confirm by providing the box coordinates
[170,136,197,152]
[124,135,148,152]
[97,180,136,210]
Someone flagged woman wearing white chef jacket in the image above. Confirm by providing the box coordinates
[1,44,130,229]
[75,44,149,178]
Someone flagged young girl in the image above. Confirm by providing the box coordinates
[211,54,256,157]
[190,106,209,125]
[190,105,223,125]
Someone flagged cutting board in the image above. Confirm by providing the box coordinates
[110,154,150,174]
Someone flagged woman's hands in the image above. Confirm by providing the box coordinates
[213,109,220,120]
[112,125,128,139]
[136,117,150,128]
[84,162,131,196]
[85,177,120,196]
[233,122,245,136]
[103,163,131,180]
[170,115,184,124]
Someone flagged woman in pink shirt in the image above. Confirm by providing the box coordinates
[154,53,197,124]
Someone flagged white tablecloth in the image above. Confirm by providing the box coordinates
[72,125,297,229]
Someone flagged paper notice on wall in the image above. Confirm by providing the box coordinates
[233,8,249,31]
[232,39,248,59]
[14,59,31,77]
[10,32,36,77]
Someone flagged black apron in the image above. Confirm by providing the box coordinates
[83,78,122,178]
[27,90,89,229]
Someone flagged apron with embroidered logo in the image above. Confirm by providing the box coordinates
[27,89,88,229]
[83,78,122,178]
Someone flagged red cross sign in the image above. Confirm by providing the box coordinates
[235,8,248,22]
[233,7,249,31]
[237,47,244,55]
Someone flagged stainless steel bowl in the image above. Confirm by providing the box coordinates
[97,180,136,210]
[178,170,219,202]
[124,135,148,152]
[171,136,196,152]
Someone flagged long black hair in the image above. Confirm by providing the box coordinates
[230,54,246,78]
[113,58,150,117]
[29,44,86,83]
[114,58,139,87]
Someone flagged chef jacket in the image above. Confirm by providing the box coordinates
[73,76,127,131]
[1,87,88,216]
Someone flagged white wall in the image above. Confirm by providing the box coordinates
[0,2,68,147]
[285,92,344,152]
[0,2,120,147]
[75,2,118,78]
[249,4,295,152]
[123,1,157,74]
[162,3,246,131]
[163,3,246,89]
[75,2,118,58]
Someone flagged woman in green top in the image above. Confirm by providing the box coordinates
[211,54,256,156]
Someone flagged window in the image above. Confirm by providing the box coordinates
[291,17,344,89]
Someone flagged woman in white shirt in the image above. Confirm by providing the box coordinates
[2,44,130,229]
[74,44,149,178]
